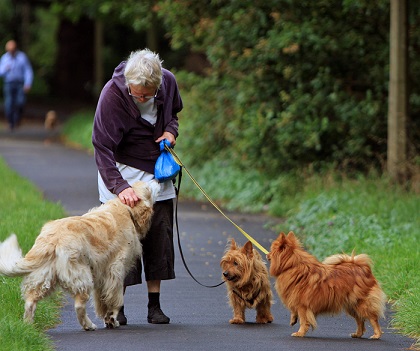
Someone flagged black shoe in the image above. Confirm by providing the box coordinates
[117,306,127,325]
[147,306,170,324]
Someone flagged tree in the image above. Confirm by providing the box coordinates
[387,0,408,182]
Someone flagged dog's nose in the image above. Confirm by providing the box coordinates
[223,271,229,277]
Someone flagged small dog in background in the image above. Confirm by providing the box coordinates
[220,238,273,324]
[267,231,386,339]
[44,110,57,130]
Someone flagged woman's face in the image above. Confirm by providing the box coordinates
[128,85,157,103]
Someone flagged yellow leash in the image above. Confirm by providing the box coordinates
[165,145,269,255]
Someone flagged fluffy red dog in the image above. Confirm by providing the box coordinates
[267,231,386,339]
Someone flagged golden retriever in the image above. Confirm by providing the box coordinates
[0,180,160,331]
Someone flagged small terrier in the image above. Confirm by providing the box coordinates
[220,239,273,324]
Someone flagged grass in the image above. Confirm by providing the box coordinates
[0,158,66,351]
[60,110,95,152]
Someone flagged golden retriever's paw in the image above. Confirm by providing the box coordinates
[104,310,121,329]
[369,334,382,340]
[105,317,120,329]
[351,332,363,338]
[84,323,97,331]
[229,317,245,324]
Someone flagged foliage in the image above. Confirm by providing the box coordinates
[1,0,419,168]
[27,8,60,95]
[2,0,419,171]
[0,0,14,45]
[61,110,95,151]
[159,0,420,175]
[50,0,156,31]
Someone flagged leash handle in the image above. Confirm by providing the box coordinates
[166,145,269,255]
[174,169,225,288]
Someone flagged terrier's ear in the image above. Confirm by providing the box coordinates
[242,241,254,259]
[230,238,237,250]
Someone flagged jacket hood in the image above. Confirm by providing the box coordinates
[112,61,128,93]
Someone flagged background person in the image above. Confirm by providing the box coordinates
[92,48,183,325]
[0,40,33,130]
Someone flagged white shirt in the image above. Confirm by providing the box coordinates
[98,165,175,203]
[135,97,157,125]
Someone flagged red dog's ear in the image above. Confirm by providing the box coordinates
[278,232,287,245]
[286,231,302,248]
[272,232,288,252]
[242,241,254,259]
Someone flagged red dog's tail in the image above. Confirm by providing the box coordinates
[323,252,373,268]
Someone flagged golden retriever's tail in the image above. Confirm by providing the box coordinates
[0,234,55,277]
[0,234,26,276]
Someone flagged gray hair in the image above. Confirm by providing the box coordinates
[124,48,163,88]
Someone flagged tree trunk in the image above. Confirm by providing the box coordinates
[387,0,408,182]
[53,17,95,101]
[147,11,159,52]
[20,0,30,51]
[94,20,104,97]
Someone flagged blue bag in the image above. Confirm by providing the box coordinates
[154,139,181,183]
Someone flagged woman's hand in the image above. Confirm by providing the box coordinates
[155,132,176,146]
[118,187,139,208]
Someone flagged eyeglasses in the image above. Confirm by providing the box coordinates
[128,86,157,100]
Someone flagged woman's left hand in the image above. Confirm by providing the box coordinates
[156,132,176,146]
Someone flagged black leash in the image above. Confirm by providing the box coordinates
[174,168,225,288]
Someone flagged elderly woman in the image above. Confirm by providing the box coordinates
[92,48,183,325]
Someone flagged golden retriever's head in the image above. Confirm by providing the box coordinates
[132,180,160,207]
[220,239,255,286]
[267,231,302,276]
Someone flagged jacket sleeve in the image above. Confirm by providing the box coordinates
[92,83,130,195]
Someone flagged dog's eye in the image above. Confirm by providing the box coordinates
[233,261,238,266]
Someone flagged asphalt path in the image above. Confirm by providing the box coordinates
[0,123,415,351]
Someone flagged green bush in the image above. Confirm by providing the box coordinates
[161,0,420,174]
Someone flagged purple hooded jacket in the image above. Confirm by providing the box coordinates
[92,61,183,196]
